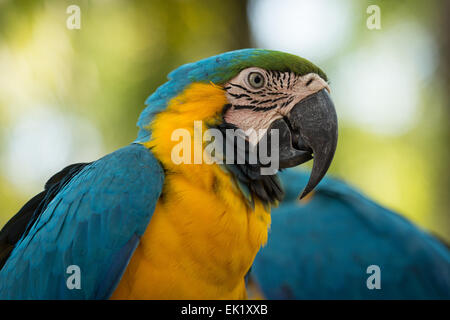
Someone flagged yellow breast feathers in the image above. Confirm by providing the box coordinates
[111,83,271,299]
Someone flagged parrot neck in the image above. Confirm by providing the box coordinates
[114,83,271,299]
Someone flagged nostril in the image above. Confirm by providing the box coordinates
[305,78,314,86]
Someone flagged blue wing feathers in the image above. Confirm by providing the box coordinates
[94,233,140,299]
[251,169,450,299]
[0,143,164,299]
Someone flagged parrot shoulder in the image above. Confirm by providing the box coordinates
[0,162,90,269]
[0,143,164,299]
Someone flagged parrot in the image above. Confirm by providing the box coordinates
[249,169,450,299]
[0,49,338,299]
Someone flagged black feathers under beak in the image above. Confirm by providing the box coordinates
[269,89,338,199]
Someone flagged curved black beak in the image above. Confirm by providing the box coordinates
[270,89,338,199]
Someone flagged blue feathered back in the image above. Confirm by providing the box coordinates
[251,169,450,299]
[0,144,164,299]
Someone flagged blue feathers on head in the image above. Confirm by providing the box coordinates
[135,48,326,142]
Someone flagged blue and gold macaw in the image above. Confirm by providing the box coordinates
[0,49,338,299]
[250,169,450,299]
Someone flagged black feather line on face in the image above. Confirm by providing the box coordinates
[228,92,251,99]
[228,82,265,95]
[265,91,284,96]
[222,104,232,114]
[232,104,279,112]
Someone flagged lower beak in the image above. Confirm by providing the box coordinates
[269,89,338,199]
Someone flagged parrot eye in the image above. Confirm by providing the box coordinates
[247,72,265,89]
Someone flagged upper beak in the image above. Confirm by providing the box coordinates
[269,89,338,199]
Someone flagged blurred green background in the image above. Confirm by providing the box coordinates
[0,0,448,241]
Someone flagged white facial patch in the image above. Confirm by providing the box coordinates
[223,67,329,143]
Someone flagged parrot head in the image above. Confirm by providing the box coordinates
[137,49,337,206]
